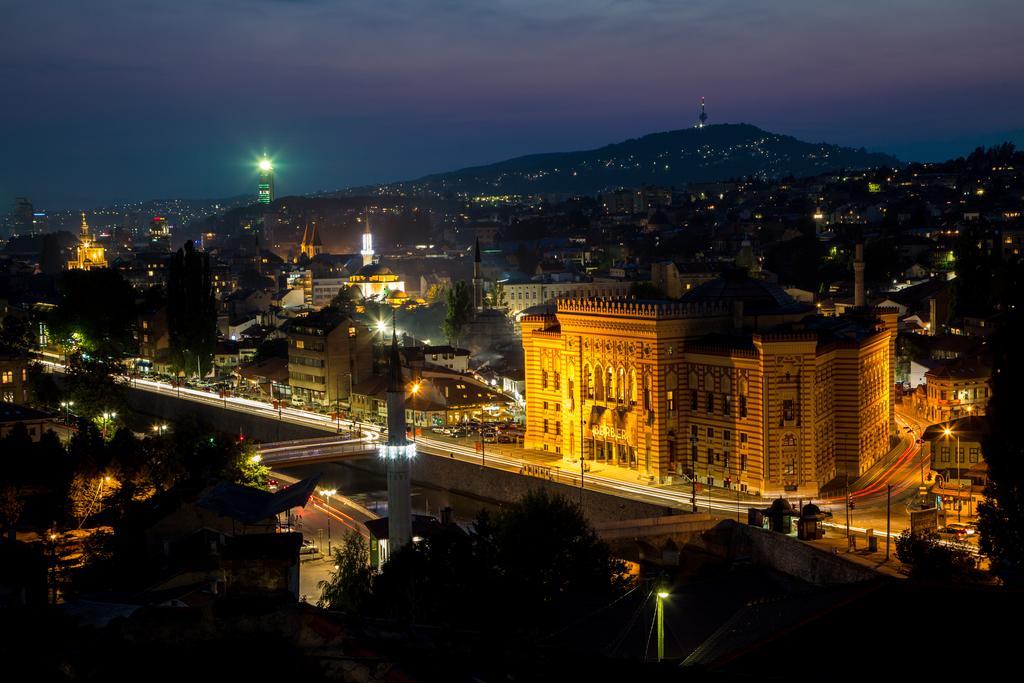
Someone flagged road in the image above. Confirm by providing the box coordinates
[50,361,955,543]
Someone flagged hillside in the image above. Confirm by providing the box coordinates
[385,123,900,196]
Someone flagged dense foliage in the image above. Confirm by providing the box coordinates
[167,240,217,377]
[319,490,628,636]
[978,262,1024,582]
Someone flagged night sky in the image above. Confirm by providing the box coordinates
[3,0,1023,208]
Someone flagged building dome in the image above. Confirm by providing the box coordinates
[358,263,395,278]
[800,502,823,518]
[682,268,810,315]
[768,497,794,514]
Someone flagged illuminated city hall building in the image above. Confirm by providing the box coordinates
[521,269,898,496]
[67,212,108,270]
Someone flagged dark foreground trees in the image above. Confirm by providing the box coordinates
[978,262,1024,582]
[318,490,627,634]
[167,240,217,378]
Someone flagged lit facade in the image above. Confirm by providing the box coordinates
[521,273,898,496]
[283,309,374,408]
[918,357,990,423]
[503,279,633,317]
[67,212,108,270]
[347,264,405,302]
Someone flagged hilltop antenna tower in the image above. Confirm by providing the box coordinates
[697,97,708,128]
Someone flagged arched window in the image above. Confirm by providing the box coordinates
[605,366,614,402]
[629,369,637,405]
[618,367,626,402]
[594,364,604,402]
[584,364,593,399]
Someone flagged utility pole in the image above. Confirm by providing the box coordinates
[845,478,851,541]
[886,484,892,560]
[480,421,486,469]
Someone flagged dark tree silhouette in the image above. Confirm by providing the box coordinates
[978,262,1024,582]
[167,241,217,378]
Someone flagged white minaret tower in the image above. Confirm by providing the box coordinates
[361,212,375,267]
[380,326,413,557]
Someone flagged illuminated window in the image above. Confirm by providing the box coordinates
[295,340,305,349]
[1,371,11,384]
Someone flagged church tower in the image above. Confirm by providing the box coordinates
[380,327,413,556]
[300,222,322,260]
[472,237,484,312]
[361,212,375,267]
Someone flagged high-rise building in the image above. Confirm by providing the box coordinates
[148,216,171,251]
[282,308,374,408]
[14,197,33,235]
[257,156,274,205]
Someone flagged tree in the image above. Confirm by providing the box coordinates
[0,485,25,542]
[485,281,507,309]
[0,314,34,353]
[63,351,127,422]
[25,363,61,408]
[367,490,626,632]
[48,268,137,360]
[952,223,996,318]
[895,530,978,581]
[442,280,474,345]
[167,241,217,378]
[978,263,1024,582]
[317,532,373,612]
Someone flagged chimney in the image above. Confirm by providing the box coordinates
[854,243,866,308]
[732,300,744,331]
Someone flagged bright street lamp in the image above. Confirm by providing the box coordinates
[656,590,670,662]
[319,488,337,555]
[943,426,962,522]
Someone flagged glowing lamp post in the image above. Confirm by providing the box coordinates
[656,590,670,662]
[319,488,337,555]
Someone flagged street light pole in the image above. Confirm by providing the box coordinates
[956,433,961,523]
[886,484,892,560]
[656,590,669,662]
[320,488,336,555]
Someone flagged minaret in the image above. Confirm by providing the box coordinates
[361,211,375,267]
[381,326,413,556]
[697,97,708,128]
[472,237,484,312]
[854,243,866,307]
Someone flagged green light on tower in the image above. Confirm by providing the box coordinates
[257,156,274,204]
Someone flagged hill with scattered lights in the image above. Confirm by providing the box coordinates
[381,123,900,197]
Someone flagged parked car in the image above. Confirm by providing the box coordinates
[937,525,969,541]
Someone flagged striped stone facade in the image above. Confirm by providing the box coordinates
[522,298,898,496]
